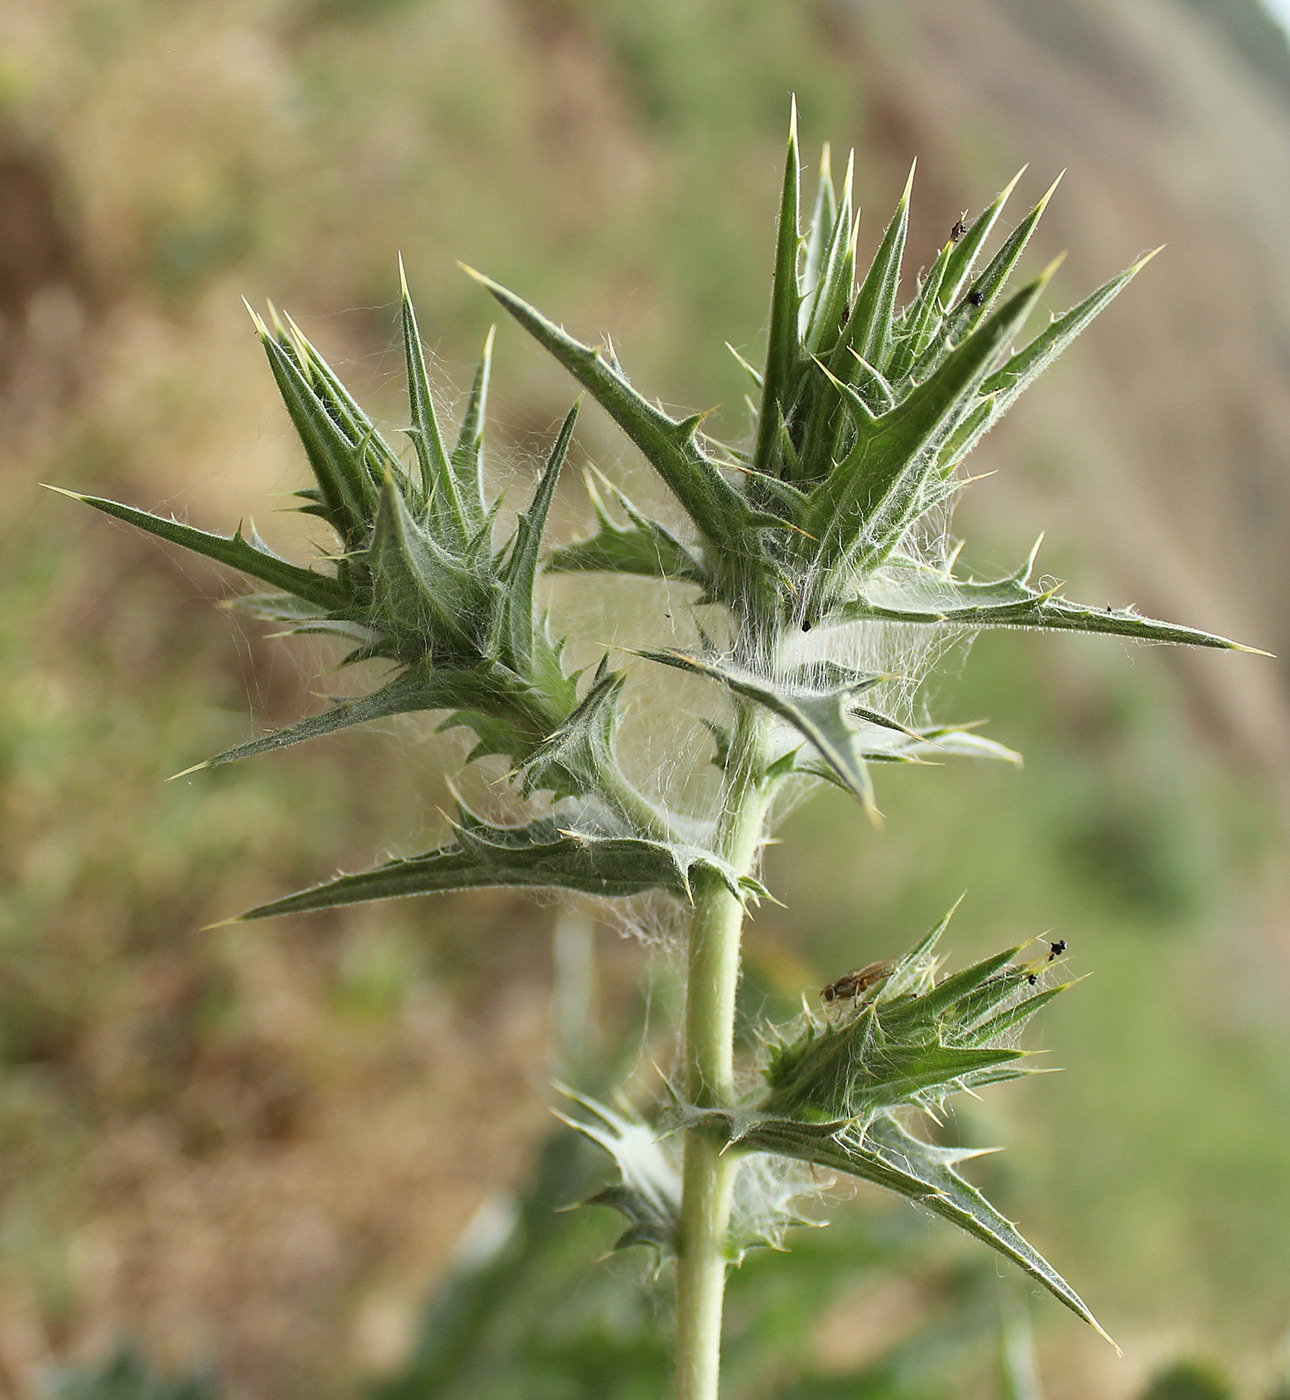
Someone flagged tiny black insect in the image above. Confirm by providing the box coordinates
[840,301,851,328]
[1028,973,1039,987]
[950,216,968,243]
[801,619,812,632]
[1047,939,1067,961]
[968,290,984,307]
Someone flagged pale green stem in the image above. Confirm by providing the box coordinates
[674,702,773,1400]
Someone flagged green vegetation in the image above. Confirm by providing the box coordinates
[54,106,1252,1397]
[5,4,1289,1398]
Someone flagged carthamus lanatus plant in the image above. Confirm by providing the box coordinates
[55,106,1252,1399]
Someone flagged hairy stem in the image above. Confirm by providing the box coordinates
[675,701,772,1400]
[675,1132,736,1400]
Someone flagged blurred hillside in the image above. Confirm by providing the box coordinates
[1,2,1288,1399]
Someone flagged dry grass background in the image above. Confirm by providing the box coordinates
[1,1,1289,1397]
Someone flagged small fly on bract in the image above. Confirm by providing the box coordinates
[820,959,894,1006]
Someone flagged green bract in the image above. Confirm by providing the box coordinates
[468,121,1235,660]
[55,107,1251,1390]
[667,909,1112,1344]
[54,269,683,869]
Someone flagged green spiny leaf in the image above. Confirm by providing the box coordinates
[499,402,577,672]
[971,980,1067,1042]
[555,1090,681,1260]
[249,305,376,541]
[849,161,914,372]
[229,803,759,920]
[800,150,855,359]
[517,662,629,803]
[804,269,1052,573]
[905,944,1022,1021]
[886,239,952,383]
[981,249,1159,407]
[563,1090,818,1268]
[399,255,458,530]
[916,172,1062,380]
[175,661,547,775]
[450,324,494,528]
[639,651,917,814]
[941,166,1027,307]
[753,98,802,475]
[687,911,1114,1344]
[45,489,348,611]
[740,1112,1115,1347]
[460,265,755,553]
[228,591,368,638]
[829,550,1253,650]
[801,143,837,310]
[370,474,489,658]
[546,470,710,586]
[280,311,403,486]
[793,723,1021,782]
[759,910,1050,1124]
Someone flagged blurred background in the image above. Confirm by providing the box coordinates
[2,0,1290,1397]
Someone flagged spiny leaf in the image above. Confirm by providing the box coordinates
[546,470,709,586]
[639,651,916,814]
[500,402,577,672]
[249,306,376,541]
[460,264,755,552]
[45,488,348,611]
[279,311,403,486]
[981,248,1160,407]
[760,938,1038,1126]
[563,1090,818,1267]
[555,1090,681,1260]
[229,804,759,920]
[765,1027,1022,1122]
[229,593,382,652]
[737,1112,1115,1348]
[792,158,865,482]
[829,551,1254,650]
[866,1114,1115,1350]
[933,252,1160,476]
[399,255,458,529]
[725,340,763,389]
[800,150,855,359]
[941,166,1026,307]
[886,238,951,383]
[517,663,629,803]
[849,161,914,372]
[693,913,1113,1345]
[848,354,896,414]
[450,324,495,526]
[933,395,996,476]
[917,173,1063,378]
[800,140,836,311]
[370,474,489,658]
[804,269,1053,573]
[753,97,802,475]
[758,908,1052,1124]
[904,944,1021,1021]
[175,661,548,775]
[970,980,1068,1043]
[792,723,1021,783]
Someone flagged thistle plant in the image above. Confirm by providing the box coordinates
[54,105,1252,1400]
